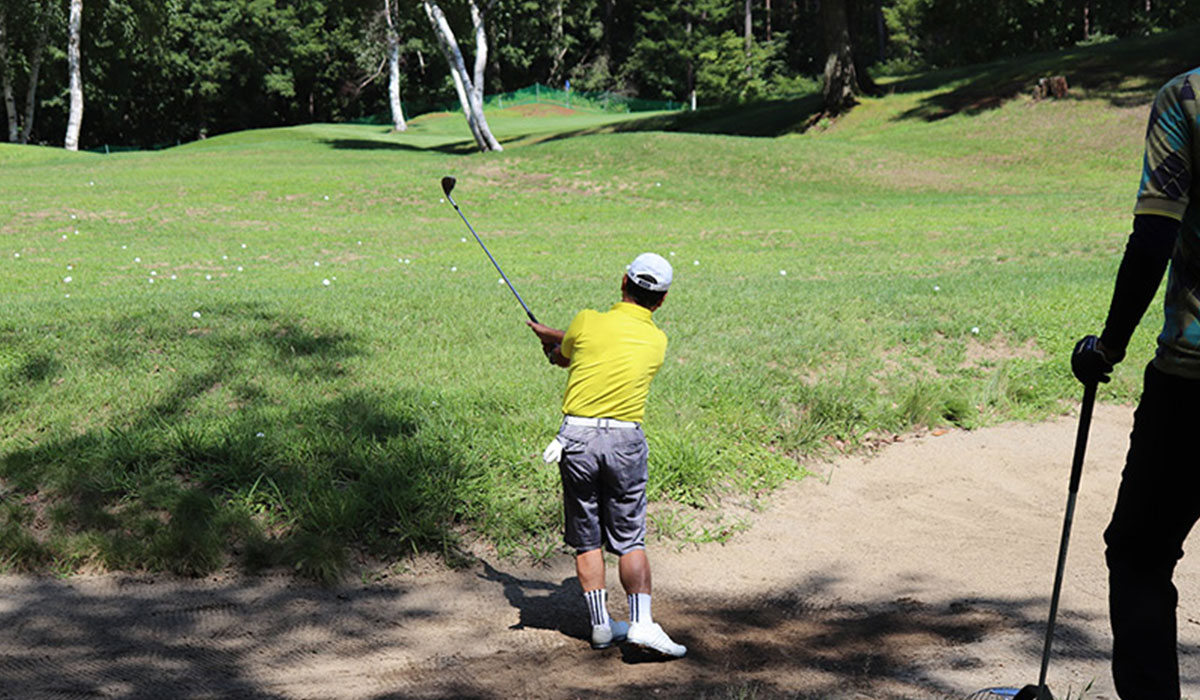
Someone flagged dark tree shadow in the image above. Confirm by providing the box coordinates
[322,138,481,155]
[472,563,1122,697]
[318,25,1200,155]
[879,24,1200,123]
[378,563,1183,699]
[0,301,475,581]
[0,549,1196,698]
[0,575,423,699]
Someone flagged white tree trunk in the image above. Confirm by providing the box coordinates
[383,0,407,131]
[21,22,49,145]
[422,0,501,152]
[468,0,486,108]
[549,0,565,84]
[0,8,17,143]
[64,0,83,151]
[425,2,476,134]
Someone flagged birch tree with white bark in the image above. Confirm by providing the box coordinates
[64,0,83,151]
[20,3,50,145]
[422,0,501,152]
[383,0,407,131]
[1,1,53,145]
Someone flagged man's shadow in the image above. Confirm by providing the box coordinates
[479,560,584,638]
[479,560,679,664]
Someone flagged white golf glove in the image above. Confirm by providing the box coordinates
[542,437,564,464]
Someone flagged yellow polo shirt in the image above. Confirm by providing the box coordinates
[560,302,667,423]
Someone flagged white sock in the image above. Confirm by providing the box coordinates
[584,589,610,627]
[628,593,652,624]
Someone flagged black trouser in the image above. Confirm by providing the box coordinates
[1104,362,1200,699]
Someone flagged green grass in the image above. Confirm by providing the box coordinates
[1,31,1196,582]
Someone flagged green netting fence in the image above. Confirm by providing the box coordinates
[476,83,685,114]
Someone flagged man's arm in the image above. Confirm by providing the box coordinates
[1097,214,1180,361]
[527,321,570,367]
[1073,214,1179,384]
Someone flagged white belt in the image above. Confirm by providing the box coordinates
[564,415,639,429]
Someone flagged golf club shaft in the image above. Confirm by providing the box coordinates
[1035,381,1098,696]
[445,193,539,325]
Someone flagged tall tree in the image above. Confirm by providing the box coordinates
[19,2,51,144]
[820,0,858,114]
[744,0,753,52]
[383,0,407,131]
[422,0,501,152]
[64,0,83,151]
[0,3,15,142]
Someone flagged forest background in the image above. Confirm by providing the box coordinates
[2,0,1198,152]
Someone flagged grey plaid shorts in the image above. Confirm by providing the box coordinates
[556,422,648,556]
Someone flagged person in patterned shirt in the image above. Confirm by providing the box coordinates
[1072,66,1199,699]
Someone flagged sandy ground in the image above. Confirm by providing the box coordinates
[2,401,1199,699]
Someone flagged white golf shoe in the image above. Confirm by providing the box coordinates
[626,621,687,658]
[591,620,629,650]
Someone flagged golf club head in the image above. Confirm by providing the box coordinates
[441,176,456,197]
[1014,685,1052,700]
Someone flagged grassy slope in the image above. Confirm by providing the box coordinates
[1,29,1196,580]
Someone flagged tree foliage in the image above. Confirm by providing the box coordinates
[10,0,1198,149]
[884,0,1200,70]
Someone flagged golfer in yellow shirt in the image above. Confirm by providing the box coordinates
[527,252,686,658]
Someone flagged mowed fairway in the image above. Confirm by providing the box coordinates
[0,67,1167,580]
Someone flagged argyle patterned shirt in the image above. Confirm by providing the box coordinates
[1141,68,1200,377]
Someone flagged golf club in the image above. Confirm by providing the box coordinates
[968,382,1099,700]
[1021,381,1098,700]
[440,176,539,325]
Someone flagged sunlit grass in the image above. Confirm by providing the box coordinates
[0,32,1181,581]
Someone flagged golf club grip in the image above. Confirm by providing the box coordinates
[1069,382,1097,494]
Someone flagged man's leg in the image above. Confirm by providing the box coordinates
[619,545,684,656]
[577,548,605,591]
[559,428,624,648]
[576,548,627,649]
[1105,364,1200,699]
[618,547,650,594]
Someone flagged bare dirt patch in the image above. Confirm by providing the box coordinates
[501,104,578,118]
[2,404,1198,699]
[961,335,1044,369]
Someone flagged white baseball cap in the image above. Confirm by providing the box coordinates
[626,252,673,292]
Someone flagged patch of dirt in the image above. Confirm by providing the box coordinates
[2,404,1199,699]
[501,103,578,117]
[961,335,1044,369]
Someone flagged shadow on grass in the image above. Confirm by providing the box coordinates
[887,25,1200,122]
[326,135,484,154]
[0,565,1148,699]
[0,301,477,583]
[324,25,1200,156]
